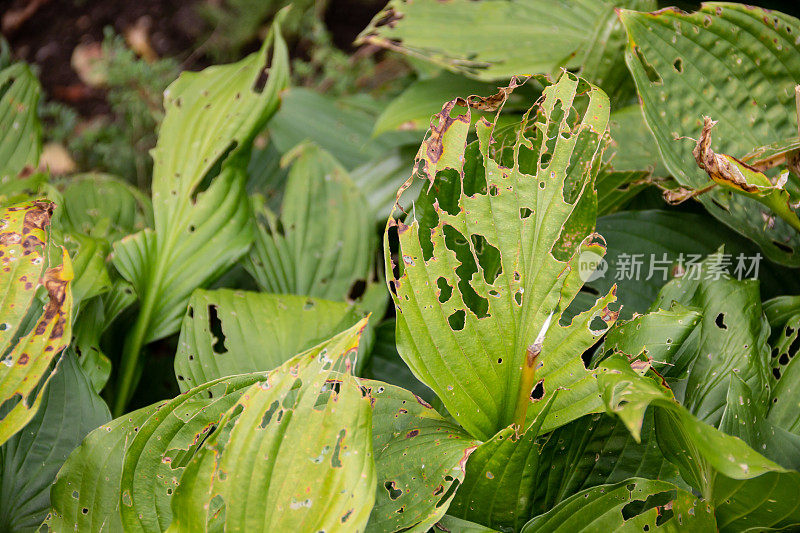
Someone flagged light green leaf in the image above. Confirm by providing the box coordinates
[606,106,667,174]
[436,515,499,532]
[0,201,73,446]
[169,319,375,532]
[0,63,41,187]
[385,73,616,440]
[0,350,109,532]
[520,478,716,532]
[352,147,422,225]
[358,0,612,81]
[245,143,375,302]
[362,380,478,533]
[621,4,800,265]
[111,27,289,414]
[174,288,361,390]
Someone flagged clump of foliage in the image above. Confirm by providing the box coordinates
[4,2,800,533]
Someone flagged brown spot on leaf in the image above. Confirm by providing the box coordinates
[693,116,761,193]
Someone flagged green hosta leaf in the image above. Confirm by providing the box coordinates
[245,143,375,301]
[169,319,375,532]
[607,106,667,175]
[385,73,616,440]
[620,4,800,265]
[352,147,422,225]
[50,319,369,532]
[0,350,109,531]
[531,411,683,515]
[362,320,434,403]
[648,255,771,424]
[58,173,152,243]
[374,72,505,136]
[448,395,557,531]
[359,0,612,81]
[362,380,478,533]
[54,231,111,310]
[0,63,41,188]
[601,305,701,369]
[595,168,650,216]
[174,288,361,390]
[48,404,158,532]
[268,88,417,170]
[520,478,715,532]
[0,200,73,446]
[437,515,499,532]
[599,355,800,531]
[590,210,800,318]
[111,27,289,413]
[764,296,800,433]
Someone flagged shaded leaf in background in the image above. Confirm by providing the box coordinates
[111,27,289,414]
[385,73,616,440]
[246,143,375,302]
[590,210,800,318]
[174,288,361,390]
[621,4,800,265]
[0,350,109,531]
[268,87,417,170]
[0,63,41,190]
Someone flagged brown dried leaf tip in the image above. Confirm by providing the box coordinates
[693,116,761,193]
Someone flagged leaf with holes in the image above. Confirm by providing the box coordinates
[0,200,73,446]
[764,295,800,435]
[362,380,478,533]
[110,25,289,414]
[385,72,617,441]
[174,288,362,389]
[621,4,800,265]
[599,354,800,532]
[520,478,716,532]
[169,318,375,532]
[359,0,620,81]
[647,252,771,425]
[245,143,375,302]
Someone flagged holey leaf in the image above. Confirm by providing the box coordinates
[49,319,371,532]
[0,200,73,446]
[620,4,800,265]
[111,24,289,414]
[384,72,617,441]
[169,318,376,533]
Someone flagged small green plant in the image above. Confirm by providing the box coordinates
[3,3,800,532]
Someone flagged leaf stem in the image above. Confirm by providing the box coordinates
[512,343,541,431]
[112,288,156,417]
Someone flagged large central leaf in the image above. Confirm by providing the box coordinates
[385,73,616,440]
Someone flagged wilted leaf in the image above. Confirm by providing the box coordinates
[520,478,715,532]
[174,288,361,390]
[620,4,800,264]
[385,72,616,440]
[0,200,73,446]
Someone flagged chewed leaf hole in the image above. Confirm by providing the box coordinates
[621,489,677,522]
[208,305,227,354]
[448,310,466,331]
[715,313,727,330]
[673,57,683,73]
[385,481,403,500]
[437,277,453,303]
[530,379,544,401]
